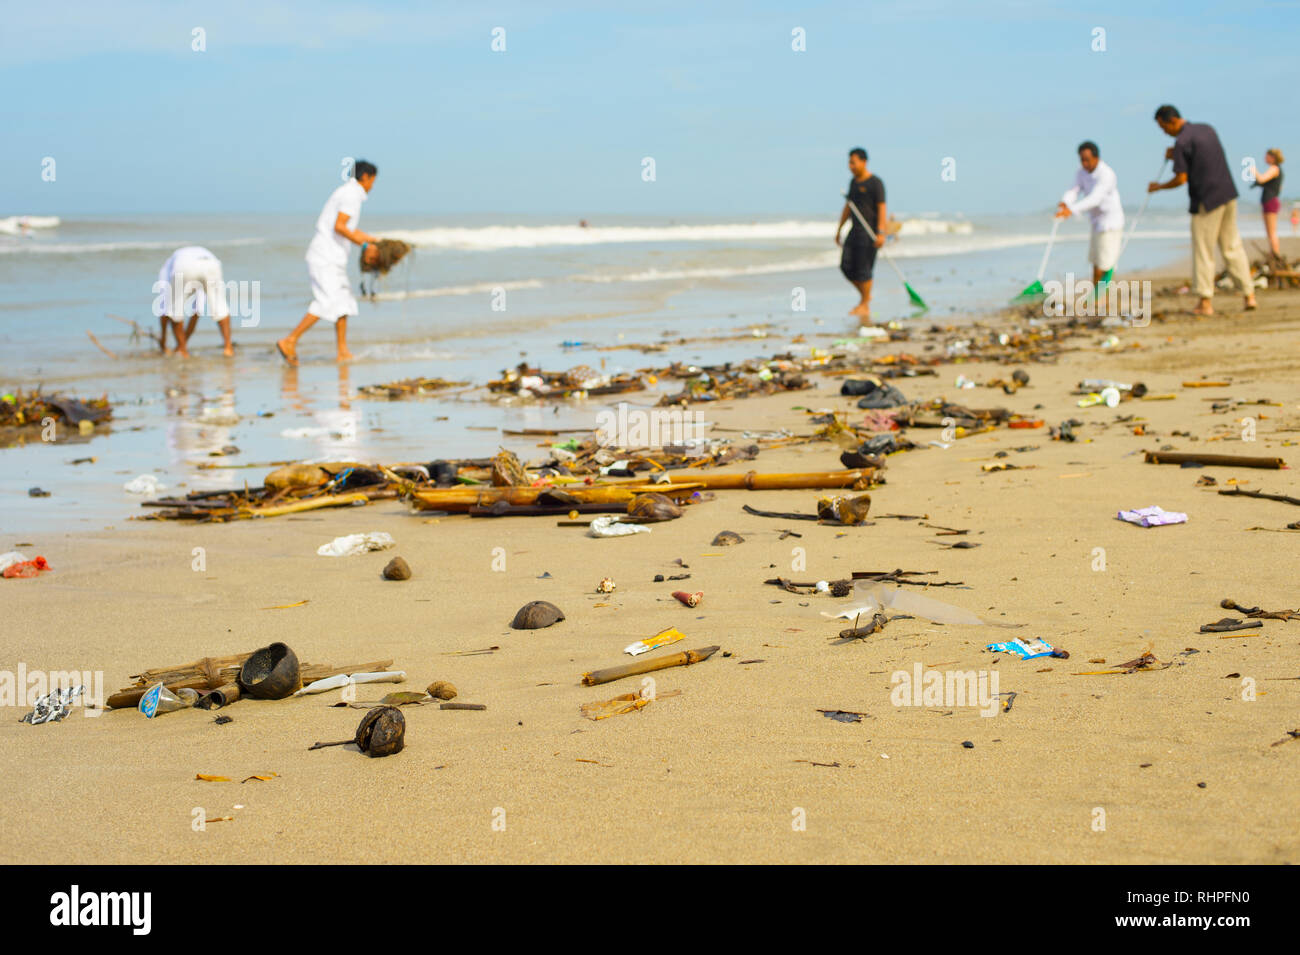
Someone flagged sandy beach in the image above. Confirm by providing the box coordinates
[4,241,1297,865]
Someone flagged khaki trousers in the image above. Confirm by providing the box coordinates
[1190,198,1253,299]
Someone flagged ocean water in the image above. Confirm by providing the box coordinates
[0,209,1272,534]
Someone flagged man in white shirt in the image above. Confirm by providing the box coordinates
[154,246,232,358]
[1056,141,1125,285]
[277,160,382,366]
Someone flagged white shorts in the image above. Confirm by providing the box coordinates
[1089,229,1122,272]
[306,257,357,323]
[165,252,230,321]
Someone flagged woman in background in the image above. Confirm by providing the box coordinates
[1250,149,1284,257]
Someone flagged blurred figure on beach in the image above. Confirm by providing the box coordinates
[1150,106,1257,315]
[835,147,887,320]
[1056,140,1124,286]
[154,246,232,358]
[277,160,381,366]
[1248,149,1284,257]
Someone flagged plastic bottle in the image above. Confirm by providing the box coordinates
[138,683,200,718]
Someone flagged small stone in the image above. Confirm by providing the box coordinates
[711,530,744,546]
[382,557,412,580]
[961,740,975,749]
[426,681,458,701]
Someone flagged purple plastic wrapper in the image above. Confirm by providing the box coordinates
[1117,505,1188,527]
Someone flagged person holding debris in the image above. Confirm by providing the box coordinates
[154,246,233,358]
[1149,106,1257,315]
[1056,141,1123,286]
[1248,149,1284,257]
[835,147,887,320]
[277,161,381,366]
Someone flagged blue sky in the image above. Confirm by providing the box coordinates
[5,0,1296,218]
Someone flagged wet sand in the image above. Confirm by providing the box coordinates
[3,241,1298,864]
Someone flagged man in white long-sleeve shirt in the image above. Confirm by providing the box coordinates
[1056,141,1124,285]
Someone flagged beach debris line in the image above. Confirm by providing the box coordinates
[309,706,405,757]
[356,376,469,400]
[582,645,720,686]
[105,648,397,710]
[0,388,112,435]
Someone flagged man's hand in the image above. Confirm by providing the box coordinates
[1055,202,1072,219]
[835,231,842,247]
[1147,181,1162,193]
[874,233,886,249]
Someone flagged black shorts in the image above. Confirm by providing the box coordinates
[840,239,877,283]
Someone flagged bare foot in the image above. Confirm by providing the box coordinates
[177,348,191,359]
[336,349,354,363]
[276,338,298,367]
[849,304,872,318]
[1191,298,1214,317]
[223,345,235,357]
[1244,296,1258,311]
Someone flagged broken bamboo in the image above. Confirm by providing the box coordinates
[1144,451,1285,469]
[581,646,720,686]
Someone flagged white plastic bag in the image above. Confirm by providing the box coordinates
[317,532,396,557]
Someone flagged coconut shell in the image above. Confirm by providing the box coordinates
[355,706,405,757]
[510,600,565,630]
[382,557,411,580]
[628,492,683,522]
[426,681,458,700]
[264,464,330,490]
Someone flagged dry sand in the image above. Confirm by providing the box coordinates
[3,242,1298,864]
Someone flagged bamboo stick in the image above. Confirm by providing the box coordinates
[581,646,720,687]
[1144,451,1285,469]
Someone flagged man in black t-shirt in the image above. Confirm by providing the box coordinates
[1150,105,1257,316]
[835,147,888,319]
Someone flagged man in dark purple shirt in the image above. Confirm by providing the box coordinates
[1149,105,1257,315]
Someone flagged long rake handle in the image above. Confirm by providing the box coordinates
[1117,158,1170,262]
[1037,218,1062,281]
[844,194,912,286]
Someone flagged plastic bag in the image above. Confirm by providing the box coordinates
[825,582,985,626]
[317,532,396,557]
